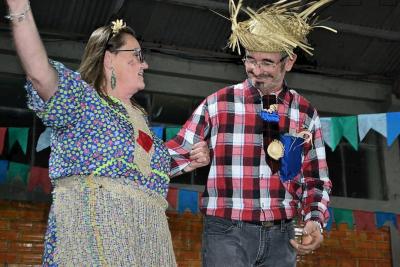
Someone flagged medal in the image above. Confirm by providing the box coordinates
[267,139,284,160]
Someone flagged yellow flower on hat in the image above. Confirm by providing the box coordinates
[111,19,127,35]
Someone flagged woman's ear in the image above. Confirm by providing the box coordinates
[103,50,113,70]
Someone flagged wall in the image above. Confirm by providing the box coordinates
[0,200,394,266]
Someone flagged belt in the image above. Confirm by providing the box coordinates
[246,219,292,227]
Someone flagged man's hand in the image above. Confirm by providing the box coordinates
[183,141,210,172]
[290,221,324,255]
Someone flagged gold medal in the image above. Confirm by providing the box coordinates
[267,139,284,160]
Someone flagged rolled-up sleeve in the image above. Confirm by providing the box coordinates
[301,110,332,227]
[166,99,210,176]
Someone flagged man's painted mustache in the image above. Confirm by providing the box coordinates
[249,72,274,80]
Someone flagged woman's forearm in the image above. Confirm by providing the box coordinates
[7,0,57,101]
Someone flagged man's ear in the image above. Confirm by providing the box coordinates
[285,54,297,72]
[103,50,113,70]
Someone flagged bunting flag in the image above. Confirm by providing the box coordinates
[198,191,202,210]
[357,113,387,142]
[326,207,334,231]
[166,127,181,141]
[0,160,8,184]
[151,126,164,140]
[376,212,398,228]
[8,127,29,154]
[27,166,52,194]
[331,116,358,151]
[333,208,354,229]
[353,210,375,231]
[0,128,7,154]
[320,118,334,150]
[386,112,400,146]
[178,189,198,214]
[7,161,30,185]
[36,127,51,152]
[397,215,400,230]
[167,186,178,209]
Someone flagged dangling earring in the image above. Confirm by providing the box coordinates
[111,68,117,90]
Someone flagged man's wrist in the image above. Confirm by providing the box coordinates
[311,220,323,234]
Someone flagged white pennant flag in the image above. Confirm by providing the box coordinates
[36,127,51,152]
[357,113,387,142]
[320,117,333,149]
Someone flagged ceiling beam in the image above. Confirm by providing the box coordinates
[158,0,400,42]
[155,0,226,11]
[325,21,400,41]
[394,77,400,98]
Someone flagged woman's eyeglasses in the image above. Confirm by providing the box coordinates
[114,48,145,63]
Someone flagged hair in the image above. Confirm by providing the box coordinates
[78,24,146,113]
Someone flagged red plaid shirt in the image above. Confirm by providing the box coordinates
[167,80,331,225]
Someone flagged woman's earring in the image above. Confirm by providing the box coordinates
[111,68,117,90]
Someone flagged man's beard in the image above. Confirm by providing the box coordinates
[252,79,281,95]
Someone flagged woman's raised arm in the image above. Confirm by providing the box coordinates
[6,0,57,101]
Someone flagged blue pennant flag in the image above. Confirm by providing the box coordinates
[376,212,398,229]
[0,160,8,184]
[387,112,400,146]
[326,207,334,231]
[178,189,199,214]
[151,126,164,140]
[36,127,51,152]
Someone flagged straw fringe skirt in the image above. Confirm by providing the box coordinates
[51,175,176,266]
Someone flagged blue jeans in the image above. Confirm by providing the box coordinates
[202,215,297,267]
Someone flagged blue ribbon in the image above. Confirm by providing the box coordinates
[260,111,279,123]
[279,134,303,182]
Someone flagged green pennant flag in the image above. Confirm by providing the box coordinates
[8,127,29,154]
[7,161,30,185]
[165,127,181,141]
[331,116,358,151]
[333,208,354,229]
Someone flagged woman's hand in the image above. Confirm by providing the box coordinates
[183,141,210,172]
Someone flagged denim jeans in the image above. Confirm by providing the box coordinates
[202,215,296,267]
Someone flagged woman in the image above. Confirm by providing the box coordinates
[5,0,209,265]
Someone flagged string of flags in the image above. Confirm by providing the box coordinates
[1,112,399,155]
[0,127,30,155]
[321,112,400,151]
[0,160,51,194]
[167,186,400,232]
[1,111,399,224]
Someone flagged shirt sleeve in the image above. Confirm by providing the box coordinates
[301,108,332,227]
[25,60,87,128]
[165,99,211,176]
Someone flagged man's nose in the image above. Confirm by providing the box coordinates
[252,65,262,76]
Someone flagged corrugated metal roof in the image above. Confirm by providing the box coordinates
[1,0,399,81]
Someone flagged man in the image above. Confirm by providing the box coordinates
[167,0,334,266]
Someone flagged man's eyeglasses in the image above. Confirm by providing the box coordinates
[242,55,288,70]
[114,48,145,63]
